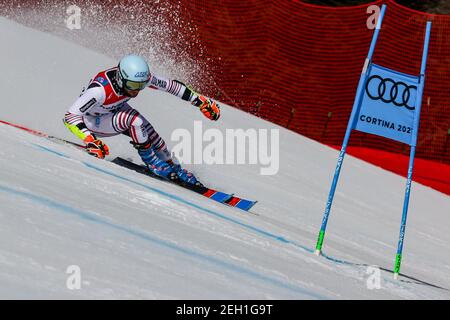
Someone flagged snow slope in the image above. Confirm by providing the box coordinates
[1,16,450,299]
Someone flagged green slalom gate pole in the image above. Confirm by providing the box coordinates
[393,21,431,279]
[315,5,387,256]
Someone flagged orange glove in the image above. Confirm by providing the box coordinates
[84,135,110,159]
[192,95,220,121]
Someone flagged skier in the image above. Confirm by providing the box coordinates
[63,54,220,185]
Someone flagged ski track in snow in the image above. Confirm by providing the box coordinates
[0,184,325,299]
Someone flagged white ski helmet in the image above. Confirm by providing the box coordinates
[117,54,151,91]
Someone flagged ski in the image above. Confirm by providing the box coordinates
[224,196,258,211]
[111,157,257,212]
[0,120,257,212]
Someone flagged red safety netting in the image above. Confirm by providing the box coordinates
[174,0,450,193]
[177,0,450,164]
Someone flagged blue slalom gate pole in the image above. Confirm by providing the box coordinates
[393,21,432,279]
[315,5,387,255]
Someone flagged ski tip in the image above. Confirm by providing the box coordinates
[246,201,258,211]
[235,199,258,212]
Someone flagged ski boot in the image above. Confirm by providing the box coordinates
[171,164,203,187]
[135,143,177,181]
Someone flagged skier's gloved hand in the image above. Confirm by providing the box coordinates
[191,95,220,121]
[84,134,110,159]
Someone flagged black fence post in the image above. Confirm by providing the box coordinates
[322,111,332,141]
[287,107,296,129]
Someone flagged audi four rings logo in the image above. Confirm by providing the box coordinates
[365,75,417,110]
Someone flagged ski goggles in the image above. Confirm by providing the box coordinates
[123,79,148,91]
[118,67,149,91]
